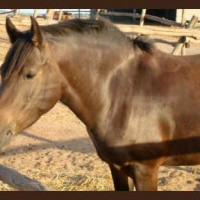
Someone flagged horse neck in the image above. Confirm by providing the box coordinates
[49,35,133,128]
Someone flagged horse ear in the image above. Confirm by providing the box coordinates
[30,16,43,47]
[6,17,21,43]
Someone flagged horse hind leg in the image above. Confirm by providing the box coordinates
[130,164,159,191]
[109,164,134,191]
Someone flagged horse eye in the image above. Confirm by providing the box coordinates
[25,72,36,79]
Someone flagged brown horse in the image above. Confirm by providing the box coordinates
[1,16,200,191]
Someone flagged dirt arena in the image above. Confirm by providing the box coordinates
[0,20,200,191]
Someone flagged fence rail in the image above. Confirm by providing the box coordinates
[100,11,182,27]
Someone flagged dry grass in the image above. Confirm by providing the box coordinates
[0,170,114,191]
[1,165,200,191]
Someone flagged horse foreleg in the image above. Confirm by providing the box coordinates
[130,164,159,191]
[109,164,134,191]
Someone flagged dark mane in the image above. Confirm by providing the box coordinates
[41,18,155,53]
[1,18,155,79]
[131,35,155,54]
[1,36,33,79]
[41,18,124,36]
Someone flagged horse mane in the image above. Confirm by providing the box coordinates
[41,18,155,54]
[130,35,155,54]
[41,18,125,37]
[1,18,155,79]
[1,38,33,79]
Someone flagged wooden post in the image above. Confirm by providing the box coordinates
[186,15,199,29]
[95,9,100,19]
[172,15,198,55]
[13,9,18,16]
[46,9,54,20]
[182,15,198,55]
[181,9,186,26]
[58,9,63,20]
[140,9,146,26]
[33,9,38,18]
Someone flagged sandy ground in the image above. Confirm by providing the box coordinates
[0,21,200,191]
